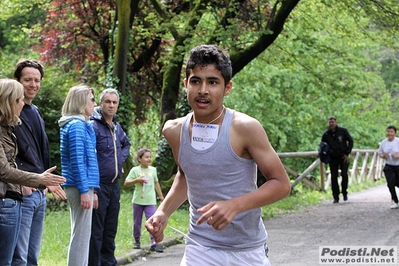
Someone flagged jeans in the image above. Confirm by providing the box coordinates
[89,182,120,266]
[12,190,46,266]
[0,199,22,266]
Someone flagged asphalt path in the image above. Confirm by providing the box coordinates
[121,184,399,266]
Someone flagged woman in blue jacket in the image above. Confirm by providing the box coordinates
[59,84,99,266]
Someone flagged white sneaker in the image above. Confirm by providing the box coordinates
[390,201,399,209]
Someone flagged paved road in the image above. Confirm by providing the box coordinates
[121,184,399,265]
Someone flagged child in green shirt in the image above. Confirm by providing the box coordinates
[125,148,164,252]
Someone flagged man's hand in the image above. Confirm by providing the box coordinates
[196,200,239,231]
[343,154,350,164]
[392,153,399,159]
[379,153,388,159]
[47,185,67,200]
[93,193,99,209]
[145,212,168,243]
[22,186,34,196]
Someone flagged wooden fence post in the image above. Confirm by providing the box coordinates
[358,153,369,183]
[367,152,377,180]
[350,152,360,185]
[277,149,382,190]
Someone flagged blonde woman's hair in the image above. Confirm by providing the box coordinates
[61,84,94,116]
[0,79,24,126]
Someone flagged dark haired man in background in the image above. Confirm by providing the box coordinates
[321,116,354,203]
[89,88,131,266]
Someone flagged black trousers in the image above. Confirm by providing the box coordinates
[329,156,349,200]
[383,164,399,203]
[89,181,120,266]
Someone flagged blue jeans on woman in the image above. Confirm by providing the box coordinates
[12,190,46,266]
[0,199,22,266]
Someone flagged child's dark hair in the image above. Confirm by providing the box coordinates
[137,147,151,162]
[185,45,232,87]
[387,125,397,133]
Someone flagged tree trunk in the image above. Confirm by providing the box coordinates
[114,0,132,93]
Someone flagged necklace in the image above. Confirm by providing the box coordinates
[194,106,225,125]
[140,166,149,175]
[140,166,149,198]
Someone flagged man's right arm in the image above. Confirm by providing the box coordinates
[156,118,188,217]
[145,167,188,243]
[145,118,188,242]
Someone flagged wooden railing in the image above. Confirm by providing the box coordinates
[277,149,384,191]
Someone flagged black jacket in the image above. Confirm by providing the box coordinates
[14,104,50,174]
[321,125,353,158]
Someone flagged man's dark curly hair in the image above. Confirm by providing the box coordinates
[14,59,45,81]
[185,45,232,87]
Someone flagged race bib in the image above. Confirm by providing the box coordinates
[191,123,219,150]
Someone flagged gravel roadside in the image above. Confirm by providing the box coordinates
[121,184,399,266]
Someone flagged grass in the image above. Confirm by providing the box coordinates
[39,191,189,266]
[38,177,385,265]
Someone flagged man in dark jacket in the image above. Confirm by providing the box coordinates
[321,116,354,203]
[89,88,131,266]
[12,59,66,265]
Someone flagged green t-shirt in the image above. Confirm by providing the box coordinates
[126,165,158,205]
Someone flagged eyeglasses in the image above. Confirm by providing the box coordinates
[91,98,95,103]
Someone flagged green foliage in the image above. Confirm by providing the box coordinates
[221,1,396,176]
[0,0,46,53]
[128,104,161,153]
[154,137,175,183]
[176,88,191,117]
[36,66,75,173]
[154,87,190,183]
[225,0,393,159]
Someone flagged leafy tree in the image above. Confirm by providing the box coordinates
[0,0,46,53]
[4,0,399,187]
[35,0,116,84]
[226,0,395,176]
[0,1,72,174]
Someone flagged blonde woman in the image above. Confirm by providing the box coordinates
[59,84,99,266]
[0,79,65,266]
